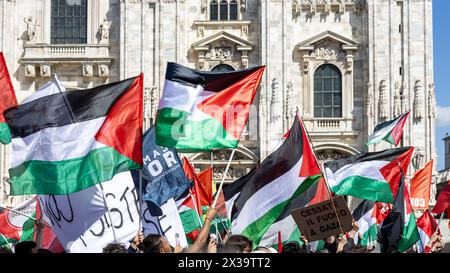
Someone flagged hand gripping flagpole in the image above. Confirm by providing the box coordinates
[0,233,14,252]
[212,148,236,208]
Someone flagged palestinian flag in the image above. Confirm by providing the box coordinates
[0,52,18,144]
[155,62,265,151]
[5,75,144,195]
[367,111,409,146]
[352,199,378,247]
[176,192,203,243]
[432,183,450,215]
[230,115,322,247]
[324,147,414,203]
[416,210,440,253]
[259,177,329,249]
[0,198,37,247]
[379,174,420,253]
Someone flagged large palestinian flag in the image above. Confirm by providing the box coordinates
[352,199,378,247]
[379,175,420,253]
[230,115,322,247]
[0,52,18,144]
[324,147,414,203]
[4,75,144,195]
[367,111,409,146]
[416,210,440,253]
[155,62,265,151]
[259,177,329,248]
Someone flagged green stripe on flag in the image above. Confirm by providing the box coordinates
[361,224,378,246]
[10,146,140,195]
[330,175,394,203]
[398,214,420,252]
[241,174,321,248]
[0,122,11,144]
[156,108,238,151]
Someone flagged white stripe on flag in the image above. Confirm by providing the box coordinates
[232,157,305,234]
[368,119,399,144]
[158,79,203,112]
[11,117,107,168]
[259,216,297,247]
[326,160,389,188]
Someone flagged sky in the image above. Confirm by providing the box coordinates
[433,0,450,171]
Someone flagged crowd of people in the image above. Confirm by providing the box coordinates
[0,207,446,254]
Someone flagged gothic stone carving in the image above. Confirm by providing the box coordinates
[82,64,94,77]
[393,81,402,117]
[214,47,232,59]
[40,65,51,78]
[24,16,36,43]
[24,64,35,78]
[270,78,282,122]
[99,19,111,44]
[428,83,436,118]
[414,80,424,120]
[98,64,110,78]
[286,82,296,122]
[379,80,388,119]
[366,82,373,118]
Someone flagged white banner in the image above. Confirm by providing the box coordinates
[39,172,141,253]
[141,198,188,249]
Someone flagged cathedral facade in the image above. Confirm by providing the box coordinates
[0,0,436,207]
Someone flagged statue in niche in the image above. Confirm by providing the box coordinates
[379,80,389,119]
[366,82,373,118]
[393,82,402,117]
[99,19,111,44]
[285,82,296,122]
[270,78,282,122]
[24,16,36,43]
[413,80,424,120]
[428,83,436,118]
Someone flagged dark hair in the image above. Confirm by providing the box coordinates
[218,243,242,253]
[142,234,164,253]
[282,242,304,253]
[37,248,52,253]
[224,235,253,253]
[14,241,37,253]
[102,243,127,253]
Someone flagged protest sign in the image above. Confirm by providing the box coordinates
[291,196,353,242]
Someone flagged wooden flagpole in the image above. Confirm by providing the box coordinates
[212,148,236,208]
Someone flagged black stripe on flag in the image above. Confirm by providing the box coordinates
[165,62,264,92]
[5,77,137,138]
[223,167,255,201]
[324,147,412,173]
[352,199,375,222]
[231,117,304,220]
[372,112,407,133]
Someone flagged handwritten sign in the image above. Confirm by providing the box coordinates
[290,196,353,242]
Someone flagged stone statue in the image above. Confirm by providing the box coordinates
[428,83,436,118]
[241,0,246,11]
[285,82,296,122]
[393,81,402,117]
[24,16,36,43]
[270,78,282,122]
[413,80,424,119]
[379,80,388,119]
[430,175,437,204]
[201,0,207,13]
[99,19,111,44]
[366,82,373,118]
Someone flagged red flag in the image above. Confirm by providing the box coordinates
[182,158,211,215]
[416,210,440,253]
[198,168,213,206]
[432,183,450,214]
[309,177,331,205]
[410,160,433,209]
[0,52,18,144]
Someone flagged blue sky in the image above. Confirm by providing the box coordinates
[434,0,450,170]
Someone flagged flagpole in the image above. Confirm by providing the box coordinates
[53,73,76,122]
[0,233,14,253]
[99,183,118,243]
[189,190,203,228]
[211,150,216,193]
[212,148,236,208]
[138,169,143,232]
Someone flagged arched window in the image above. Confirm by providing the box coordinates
[220,0,228,20]
[211,64,235,72]
[51,0,87,44]
[230,0,238,20]
[314,64,342,118]
[210,0,218,21]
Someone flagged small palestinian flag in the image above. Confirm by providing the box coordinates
[379,174,420,253]
[324,147,414,203]
[352,200,378,247]
[416,210,440,253]
[259,177,329,249]
[367,111,409,146]
[0,198,36,247]
[0,52,18,144]
[155,62,265,151]
[230,115,322,247]
[5,75,144,195]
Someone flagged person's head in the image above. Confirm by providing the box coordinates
[102,243,127,253]
[224,235,253,253]
[142,234,173,253]
[252,246,277,253]
[14,241,37,253]
[325,236,335,244]
[282,242,303,253]
[37,248,52,253]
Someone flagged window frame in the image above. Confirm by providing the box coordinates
[209,0,241,21]
[50,0,88,44]
[313,64,343,118]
